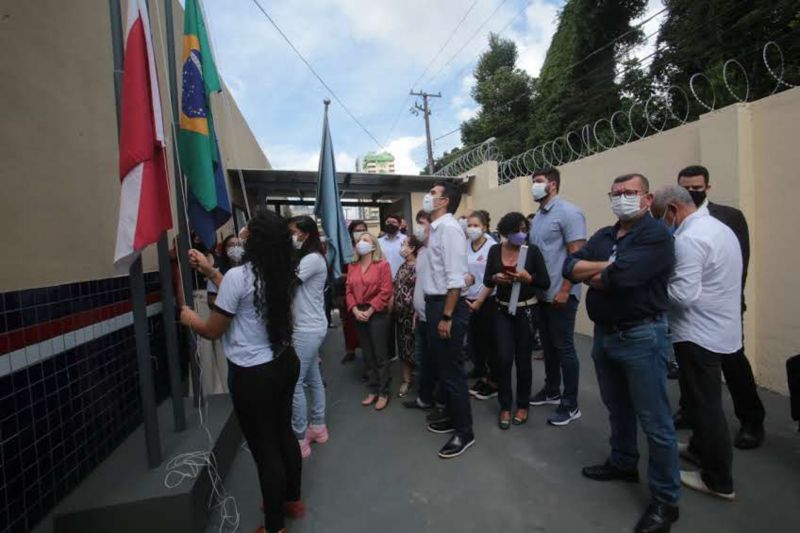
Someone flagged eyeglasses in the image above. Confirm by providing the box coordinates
[608,190,642,200]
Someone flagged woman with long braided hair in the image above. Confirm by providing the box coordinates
[181,208,303,533]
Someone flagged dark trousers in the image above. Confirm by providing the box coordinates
[468,298,497,380]
[387,310,397,359]
[539,296,580,407]
[426,297,473,438]
[495,306,534,410]
[229,350,301,532]
[675,341,734,493]
[354,311,392,396]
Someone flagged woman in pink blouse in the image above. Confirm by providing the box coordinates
[345,232,394,410]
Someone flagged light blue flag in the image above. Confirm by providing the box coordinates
[314,102,353,278]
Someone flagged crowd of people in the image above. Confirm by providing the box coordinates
[173,163,763,533]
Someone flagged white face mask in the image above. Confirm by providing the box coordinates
[226,245,244,263]
[356,241,374,256]
[422,193,439,214]
[291,234,304,250]
[413,226,427,242]
[610,194,643,220]
[532,182,548,201]
[458,218,468,230]
[352,231,366,242]
[466,227,484,242]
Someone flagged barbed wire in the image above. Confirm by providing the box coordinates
[433,39,797,183]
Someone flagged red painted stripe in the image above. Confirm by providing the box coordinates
[0,291,162,355]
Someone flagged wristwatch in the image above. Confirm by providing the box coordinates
[441,314,452,321]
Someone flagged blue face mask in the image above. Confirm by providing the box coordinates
[507,232,528,246]
[661,208,677,236]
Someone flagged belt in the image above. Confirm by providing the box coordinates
[496,296,538,308]
[601,315,661,333]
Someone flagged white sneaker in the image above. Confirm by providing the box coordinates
[680,470,735,501]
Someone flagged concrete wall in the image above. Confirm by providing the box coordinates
[467,87,800,394]
[0,0,268,292]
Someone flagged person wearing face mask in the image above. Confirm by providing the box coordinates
[337,221,368,364]
[651,185,741,501]
[346,232,394,410]
[378,215,407,363]
[462,210,499,400]
[420,181,475,459]
[393,236,424,398]
[528,167,588,427]
[483,212,550,429]
[563,173,680,533]
[207,235,245,307]
[287,216,331,459]
[674,165,765,450]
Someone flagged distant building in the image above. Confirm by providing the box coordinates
[362,152,395,174]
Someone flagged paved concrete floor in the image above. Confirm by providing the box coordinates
[209,325,800,533]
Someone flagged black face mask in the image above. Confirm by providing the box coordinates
[384,223,399,235]
[688,190,707,208]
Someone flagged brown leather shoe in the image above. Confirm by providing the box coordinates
[361,394,377,406]
[499,410,511,430]
[512,408,529,425]
[375,395,390,411]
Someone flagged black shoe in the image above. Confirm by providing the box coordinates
[427,420,456,434]
[734,425,765,450]
[582,461,639,483]
[672,410,690,431]
[468,380,484,397]
[438,434,475,459]
[634,501,679,533]
[403,398,432,410]
[426,407,449,423]
[667,360,680,380]
[530,388,561,406]
[473,381,498,401]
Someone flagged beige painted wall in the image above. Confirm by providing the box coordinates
[467,88,800,393]
[0,0,268,291]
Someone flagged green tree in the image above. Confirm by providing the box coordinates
[528,0,648,147]
[650,0,800,117]
[460,34,534,158]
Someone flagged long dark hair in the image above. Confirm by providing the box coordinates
[348,219,367,245]
[288,215,324,259]
[243,208,294,352]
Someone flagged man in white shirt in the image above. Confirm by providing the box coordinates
[652,185,741,501]
[422,181,474,459]
[378,215,407,279]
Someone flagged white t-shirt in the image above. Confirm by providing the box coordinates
[378,233,407,279]
[465,235,496,300]
[214,264,274,367]
[293,252,328,333]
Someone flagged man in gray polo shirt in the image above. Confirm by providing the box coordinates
[529,167,587,426]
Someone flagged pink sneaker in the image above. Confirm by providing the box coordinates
[298,437,311,458]
[306,424,329,444]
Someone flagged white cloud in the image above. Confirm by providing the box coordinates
[630,0,667,64]
[260,140,355,172]
[511,0,561,78]
[385,135,427,175]
[456,107,479,122]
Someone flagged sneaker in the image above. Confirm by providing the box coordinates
[426,407,449,424]
[438,434,475,459]
[298,438,311,459]
[530,388,561,406]
[306,424,329,444]
[548,404,581,426]
[680,470,735,501]
[468,380,484,397]
[473,381,498,401]
[403,397,432,410]
[427,419,456,434]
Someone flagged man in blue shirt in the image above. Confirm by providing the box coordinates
[529,167,587,426]
[564,173,680,533]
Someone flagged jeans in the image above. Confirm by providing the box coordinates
[354,311,392,396]
[426,298,473,439]
[291,328,328,439]
[592,317,680,504]
[495,306,534,411]
[229,350,301,532]
[675,341,733,493]
[539,296,580,407]
[468,298,497,380]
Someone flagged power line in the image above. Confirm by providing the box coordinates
[433,126,461,142]
[382,0,480,145]
[248,0,384,149]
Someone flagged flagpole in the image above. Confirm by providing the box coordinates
[163,0,204,409]
[108,0,162,469]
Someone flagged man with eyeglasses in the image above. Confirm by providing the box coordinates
[564,174,680,533]
[673,165,765,450]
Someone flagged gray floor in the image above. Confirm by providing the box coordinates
[208,326,800,533]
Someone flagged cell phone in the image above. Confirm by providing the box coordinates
[503,264,516,274]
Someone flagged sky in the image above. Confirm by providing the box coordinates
[200,0,666,175]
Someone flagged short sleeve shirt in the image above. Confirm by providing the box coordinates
[529,196,587,302]
[464,235,496,300]
[293,253,328,333]
[378,233,407,279]
[214,264,274,367]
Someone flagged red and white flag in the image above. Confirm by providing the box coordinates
[114,0,173,271]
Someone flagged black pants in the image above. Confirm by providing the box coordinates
[426,297,473,439]
[675,341,734,494]
[495,305,534,411]
[229,350,301,532]
[722,348,765,429]
[354,311,392,396]
[468,298,497,381]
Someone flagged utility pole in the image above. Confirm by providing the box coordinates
[410,90,441,174]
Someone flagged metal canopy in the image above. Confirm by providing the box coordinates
[230,169,465,203]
